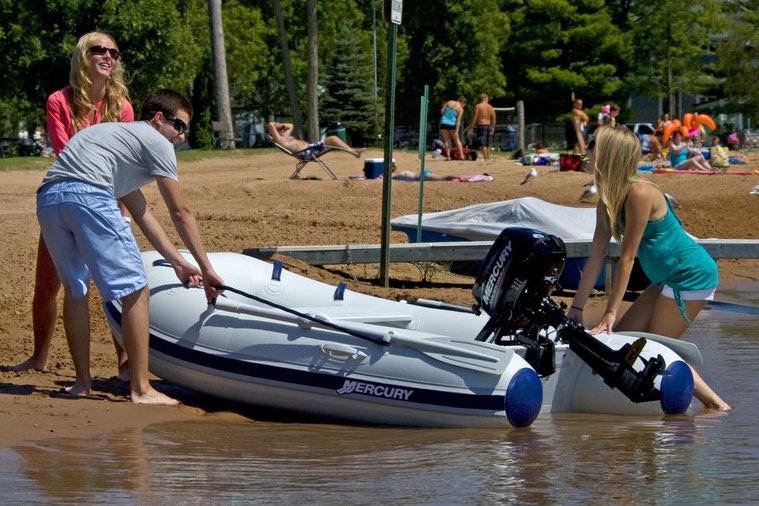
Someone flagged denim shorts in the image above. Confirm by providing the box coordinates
[37,180,146,301]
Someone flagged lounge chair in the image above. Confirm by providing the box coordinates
[272,140,355,180]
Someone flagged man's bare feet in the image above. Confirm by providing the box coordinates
[64,382,91,397]
[131,386,179,405]
[8,356,48,372]
[353,148,366,158]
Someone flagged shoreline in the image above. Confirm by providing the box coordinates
[1,149,757,448]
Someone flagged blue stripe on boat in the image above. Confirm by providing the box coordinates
[105,302,510,413]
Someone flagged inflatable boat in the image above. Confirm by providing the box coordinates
[104,228,696,428]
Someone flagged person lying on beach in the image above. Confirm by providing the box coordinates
[391,169,493,182]
[266,122,362,159]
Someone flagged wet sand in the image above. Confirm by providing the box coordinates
[1,148,758,447]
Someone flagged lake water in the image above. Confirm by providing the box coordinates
[2,284,757,505]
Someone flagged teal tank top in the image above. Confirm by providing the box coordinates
[622,196,718,322]
[440,105,457,126]
[669,148,688,168]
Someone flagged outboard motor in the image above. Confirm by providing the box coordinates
[472,228,564,376]
[472,228,685,412]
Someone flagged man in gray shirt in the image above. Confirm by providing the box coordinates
[37,89,224,405]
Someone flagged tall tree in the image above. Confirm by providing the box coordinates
[321,23,375,144]
[501,0,628,121]
[628,0,723,116]
[397,0,509,124]
[306,0,319,142]
[271,0,304,137]
[716,0,759,122]
[208,0,235,148]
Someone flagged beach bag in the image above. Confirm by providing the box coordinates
[559,153,583,171]
[451,146,475,161]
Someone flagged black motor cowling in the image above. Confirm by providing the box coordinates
[472,227,566,321]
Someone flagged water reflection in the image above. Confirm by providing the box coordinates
[2,412,739,505]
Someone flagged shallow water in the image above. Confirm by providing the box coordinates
[2,286,758,504]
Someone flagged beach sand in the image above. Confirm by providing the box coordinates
[1,148,758,446]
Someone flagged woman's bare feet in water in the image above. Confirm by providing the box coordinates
[131,386,179,405]
[8,356,48,372]
[705,401,732,412]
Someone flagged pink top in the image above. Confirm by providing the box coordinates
[46,86,134,155]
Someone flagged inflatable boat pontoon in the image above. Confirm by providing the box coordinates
[105,228,695,428]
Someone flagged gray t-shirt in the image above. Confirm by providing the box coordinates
[40,121,178,198]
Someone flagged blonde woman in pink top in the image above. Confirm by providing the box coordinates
[11,32,134,377]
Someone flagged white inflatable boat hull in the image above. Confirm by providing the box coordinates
[104,252,693,426]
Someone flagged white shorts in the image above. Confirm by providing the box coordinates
[661,285,716,301]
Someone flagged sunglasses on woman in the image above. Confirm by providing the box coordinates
[89,45,121,60]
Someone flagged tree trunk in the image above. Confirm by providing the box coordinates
[272,0,304,138]
[208,0,235,149]
[306,0,319,143]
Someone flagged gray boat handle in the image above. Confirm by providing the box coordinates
[320,343,368,361]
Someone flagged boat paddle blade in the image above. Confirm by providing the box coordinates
[391,335,510,376]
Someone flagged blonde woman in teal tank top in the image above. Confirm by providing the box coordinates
[567,126,730,411]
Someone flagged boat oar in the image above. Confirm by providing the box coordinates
[212,292,508,375]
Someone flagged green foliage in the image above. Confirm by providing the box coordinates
[221,0,269,109]
[321,23,376,144]
[99,0,205,112]
[502,0,628,120]
[0,0,752,148]
[397,0,509,124]
[716,0,759,122]
[628,0,724,109]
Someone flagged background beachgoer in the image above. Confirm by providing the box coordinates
[669,131,712,171]
[267,122,361,158]
[469,94,496,161]
[439,97,467,160]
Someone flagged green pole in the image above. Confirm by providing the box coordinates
[379,21,398,287]
[415,85,429,243]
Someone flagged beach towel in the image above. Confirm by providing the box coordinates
[653,169,757,176]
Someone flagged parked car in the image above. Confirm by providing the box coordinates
[622,123,657,153]
[625,122,656,141]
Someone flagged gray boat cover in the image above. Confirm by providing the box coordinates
[391,197,597,241]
